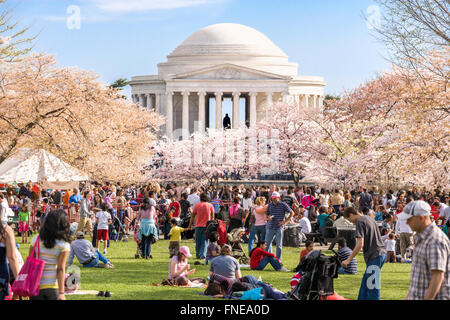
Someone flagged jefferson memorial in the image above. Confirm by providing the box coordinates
[130,23,326,140]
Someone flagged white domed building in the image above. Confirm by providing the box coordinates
[130,23,326,139]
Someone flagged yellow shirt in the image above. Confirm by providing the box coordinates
[168,226,184,242]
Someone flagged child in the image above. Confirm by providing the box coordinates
[384,233,396,263]
[168,218,185,257]
[18,205,31,244]
[299,240,314,264]
[96,203,112,254]
[205,231,220,265]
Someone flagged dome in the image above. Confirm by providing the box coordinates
[168,23,288,59]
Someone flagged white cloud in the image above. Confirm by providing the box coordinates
[87,0,225,13]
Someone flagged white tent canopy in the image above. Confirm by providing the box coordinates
[0,148,89,190]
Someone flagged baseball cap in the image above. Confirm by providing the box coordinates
[271,192,281,199]
[76,231,84,238]
[179,246,192,258]
[403,200,431,219]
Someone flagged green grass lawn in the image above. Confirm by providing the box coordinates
[15,234,411,300]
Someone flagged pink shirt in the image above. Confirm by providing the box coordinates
[169,256,187,279]
[254,205,268,226]
[138,207,156,220]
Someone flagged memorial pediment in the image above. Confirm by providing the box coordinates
[171,64,290,81]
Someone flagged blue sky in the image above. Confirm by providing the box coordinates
[11,0,390,97]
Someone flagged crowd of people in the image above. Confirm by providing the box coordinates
[0,180,449,300]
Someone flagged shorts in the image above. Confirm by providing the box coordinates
[97,229,109,241]
[19,222,29,233]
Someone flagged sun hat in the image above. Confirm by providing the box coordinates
[402,200,431,220]
[271,192,281,199]
[179,246,192,258]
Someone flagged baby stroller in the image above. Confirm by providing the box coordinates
[111,215,128,242]
[287,250,340,300]
[227,228,250,265]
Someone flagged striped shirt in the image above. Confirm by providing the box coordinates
[408,223,450,300]
[337,246,357,274]
[266,201,292,230]
[31,235,70,290]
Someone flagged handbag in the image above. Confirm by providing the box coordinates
[11,236,46,297]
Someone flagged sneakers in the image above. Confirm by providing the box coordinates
[103,249,107,254]
[279,266,290,272]
[105,262,114,269]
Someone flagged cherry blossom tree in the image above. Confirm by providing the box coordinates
[0,53,164,183]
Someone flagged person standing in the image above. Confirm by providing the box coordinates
[264,192,294,260]
[29,209,71,300]
[0,219,19,300]
[137,198,158,259]
[341,206,386,300]
[188,193,214,260]
[395,207,414,262]
[95,203,112,255]
[75,191,93,239]
[405,200,450,300]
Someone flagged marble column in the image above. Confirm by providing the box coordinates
[281,91,288,103]
[266,92,273,119]
[249,92,257,128]
[215,91,223,130]
[146,93,154,109]
[182,91,190,140]
[319,96,324,110]
[198,91,206,133]
[131,94,137,104]
[165,91,173,139]
[155,94,161,114]
[313,95,318,110]
[138,94,145,107]
[303,94,309,109]
[232,91,240,129]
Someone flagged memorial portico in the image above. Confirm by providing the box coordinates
[130,23,326,140]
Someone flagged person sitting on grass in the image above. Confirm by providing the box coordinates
[168,246,205,286]
[249,240,289,272]
[336,238,357,275]
[68,231,114,268]
[205,231,220,265]
[299,240,314,264]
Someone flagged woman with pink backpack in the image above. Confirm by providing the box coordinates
[227,197,246,233]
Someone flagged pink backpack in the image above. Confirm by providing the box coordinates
[12,236,46,297]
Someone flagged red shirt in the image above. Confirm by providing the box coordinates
[430,204,440,221]
[192,202,214,227]
[299,249,310,263]
[250,248,278,269]
[169,201,181,218]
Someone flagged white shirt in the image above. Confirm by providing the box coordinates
[438,203,449,222]
[299,217,312,234]
[319,194,330,207]
[384,239,396,251]
[187,193,200,208]
[96,211,111,230]
[395,212,413,234]
[241,198,253,211]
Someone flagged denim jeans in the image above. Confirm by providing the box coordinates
[358,254,386,300]
[194,227,206,259]
[141,235,153,258]
[248,225,266,254]
[255,256,282,271]
[265,227,284,260]
[83,251,109,267]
